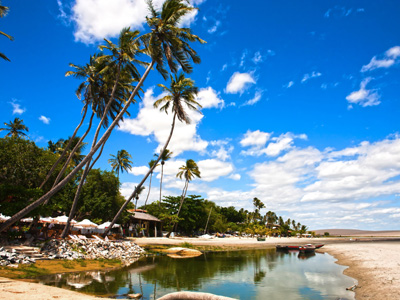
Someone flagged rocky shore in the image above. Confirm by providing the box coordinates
[0,239,145,267]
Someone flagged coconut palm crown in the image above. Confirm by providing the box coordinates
[142,0,206,78]
[1,2,13,61]
[0,118,29,138]
[154,72,201,124]
[108,149,133,179]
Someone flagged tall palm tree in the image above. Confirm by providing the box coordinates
[155,149,173,205]
[134,185,146,211]
[105,74,202,235]
[172,159,201,234]
[0,1,205,234]
[144,159,158,209]
[108,149,133,179]
[0,118,28,138]
[1,2,13,61]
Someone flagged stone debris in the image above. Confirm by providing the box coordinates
[0,239,146,267]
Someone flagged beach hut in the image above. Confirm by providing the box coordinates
[53,215,77,225]
[75,219,98,228]
[126,209,161,237]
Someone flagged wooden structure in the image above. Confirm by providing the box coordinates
[126,209,162,237]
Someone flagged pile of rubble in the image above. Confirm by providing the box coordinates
[42,239,146,265]
[0,246,38,266]
[0,239,146,267]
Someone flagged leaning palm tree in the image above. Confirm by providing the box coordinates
[0,118,28,138]
[0,0,205,234]
[0,2,13,61]
[171,159,201,234]
[108,149,133,179]
[144,159,158,209]
[155,149,173,206]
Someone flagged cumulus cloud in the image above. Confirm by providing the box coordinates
[361,46,400,72]
[196,87,224,109]
[225,72,256,94]
[71,0,200,44]
[118,88,208,156]
[197,159,234,182]
[240,130,271,148]
[346,77,380,107]
[10,101,25,115]
[241,132,307,157]
[39,115,51,124]
[129,166,149,176]
[301,71,322,83]
[209,140,233,161]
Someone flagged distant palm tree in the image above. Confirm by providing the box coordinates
[0,2,13,61]
[144,159,158,209]
[108,149,133,179]
[172,159,201,234]
[134,185,146,211]
[0,118,28,138]
[155,149,173,206]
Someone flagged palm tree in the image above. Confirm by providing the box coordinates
[172,159,201,234]
[0,118,28,138]
[108,149,133,179]
[104,74,201,235]
[155,149,173,205]
[0,1,205,234]
[1,2,13,61]
[144,159,158,209]
[134,185,146,211]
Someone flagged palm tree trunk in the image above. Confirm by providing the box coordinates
[144,172,153,210]
[39,103,89,189]
[172,179,188,234]
[103,110,177,236]
[0,61,155,234]
[159,164,164,207]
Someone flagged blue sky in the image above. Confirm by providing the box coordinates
[1,0,400,230]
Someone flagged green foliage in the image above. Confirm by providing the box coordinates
[78,169,127,223]
[324,232,330,236]
[179,242,193,248]
[61,260,75,269]
[0,137,61,216]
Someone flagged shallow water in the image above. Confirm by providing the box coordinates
[40,249,356,300]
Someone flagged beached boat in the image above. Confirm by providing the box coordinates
[299,245,316,253]
[276,245,300,251]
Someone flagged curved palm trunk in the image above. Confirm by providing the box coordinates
[40,103,89,189]
[159,163,164,207]
[171,179,188,234]
[0,61,154,234]
[144,172,153,209]
[103,111,177,236]
[61,67,124,238]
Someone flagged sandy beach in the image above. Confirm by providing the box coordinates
[1,236,399,300]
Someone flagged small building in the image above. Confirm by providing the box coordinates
[126,209,162,237]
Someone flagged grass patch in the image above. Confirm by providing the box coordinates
[61,260,75,269]
[179,242,194,248]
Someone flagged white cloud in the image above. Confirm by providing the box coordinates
[241,91,262,106]
[229,173,241,180]
[208,20,220,34]
[209,140,233,161]
[196,87,224,109]
[284,81,294,88]
[197,159,234,182]
[129,166,149,176]
[225,72,256,94]
[346,77,380,107]
[301,71,322,83]
[252,51,262,64]
[361,46,400,72]
[10,100,25,115]
[71,0,199,44]
[241,132,307,157]
[118,88,208,156]
[240,130,271,148]
[39,115,51,124]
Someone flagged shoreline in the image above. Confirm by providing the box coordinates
[1,237,399,299]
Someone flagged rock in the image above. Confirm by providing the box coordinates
[127,293,142,299]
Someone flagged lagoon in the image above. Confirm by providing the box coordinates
[39,249,356,300]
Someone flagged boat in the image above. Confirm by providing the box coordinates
[257,237,266,241]
[276,245,300,251]
[299,245,316,253]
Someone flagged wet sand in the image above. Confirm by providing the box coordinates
[1,236,399,299]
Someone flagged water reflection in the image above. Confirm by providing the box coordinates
[40,249,356,300]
